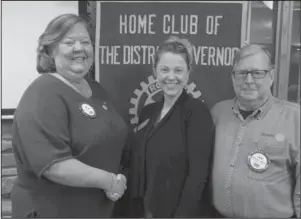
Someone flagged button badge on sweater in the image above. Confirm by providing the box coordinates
[79,103,96,118]
[248,150,270,173]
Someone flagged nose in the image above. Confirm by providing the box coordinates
[245,72,255,83]
[73,41,84,51]
[166,70,176,80]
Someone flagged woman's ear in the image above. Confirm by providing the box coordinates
[186,69,191,83]
[48,42,58,59]
[51,47,57,59]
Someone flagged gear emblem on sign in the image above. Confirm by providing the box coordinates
[129,75,202,126]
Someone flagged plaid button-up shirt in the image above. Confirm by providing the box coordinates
[211,96,300,218]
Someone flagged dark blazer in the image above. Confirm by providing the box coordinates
[120,90,214,218]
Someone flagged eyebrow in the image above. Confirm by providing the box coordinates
[235,68,269,71]
[63,37,90,40]
[158,65,185,70]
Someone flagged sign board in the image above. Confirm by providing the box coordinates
[95,1,247,126]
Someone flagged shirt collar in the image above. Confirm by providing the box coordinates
[232,94,274,120]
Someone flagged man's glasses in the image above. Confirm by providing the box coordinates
[232,70,270,79]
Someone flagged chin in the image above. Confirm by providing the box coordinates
[163,89,182,98]
[240,94,259,101]
[71,68,87,75]
[239,90,257,99]
[71,64,89,73]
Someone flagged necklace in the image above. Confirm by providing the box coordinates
[52,73,92,98]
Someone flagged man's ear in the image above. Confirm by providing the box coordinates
[270,68,275,82]
[269,68,276,90]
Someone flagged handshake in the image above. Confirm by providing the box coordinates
[105,173,127,202]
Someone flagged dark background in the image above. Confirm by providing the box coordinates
[97,2,243,126]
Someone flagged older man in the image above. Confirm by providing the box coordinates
[211,44,300,218]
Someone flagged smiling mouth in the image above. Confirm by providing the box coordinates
[242,90,257,93]
[243,89,256,91]
[72,57,86,62]
[165,83,179,89]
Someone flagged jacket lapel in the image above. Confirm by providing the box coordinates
[146,90,190,140]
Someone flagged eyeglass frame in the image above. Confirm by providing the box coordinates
[231,70,271,80]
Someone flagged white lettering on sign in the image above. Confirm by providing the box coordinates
[99,45,239,66]
[201,46,208,65]
[163,15,198,35]
[119,14,156,34]
[206,15,223,35]
[99,45,121,64]
[208,46,216,66]
[193,46,239,66]
[123,45,159,65]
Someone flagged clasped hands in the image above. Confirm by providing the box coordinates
[105,173,127,202]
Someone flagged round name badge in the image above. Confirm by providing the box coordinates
[248,150,270,173]
[79,103,96,119]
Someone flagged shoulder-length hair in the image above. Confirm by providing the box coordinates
[36,13,91,74]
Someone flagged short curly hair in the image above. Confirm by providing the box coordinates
[153,36,194,71]
[36,13,91,74]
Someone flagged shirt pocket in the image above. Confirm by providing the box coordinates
[247,137,289,182]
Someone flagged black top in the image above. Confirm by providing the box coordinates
[128,90,214,217]
[11,74,128,218]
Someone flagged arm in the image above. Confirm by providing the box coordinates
[44,159,126,202]
[175,103,214,217]
[43,158,114,191]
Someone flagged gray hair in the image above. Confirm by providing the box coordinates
[233,44,274,69]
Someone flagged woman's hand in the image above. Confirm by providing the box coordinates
[105,174,127,201]
[105,191,121,202]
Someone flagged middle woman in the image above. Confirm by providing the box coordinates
[129,36,214,218]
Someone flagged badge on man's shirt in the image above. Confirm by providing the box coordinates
[261,132,275,138]
[261,132,286,145]
[248,150,270,173]
[275,133,285,142]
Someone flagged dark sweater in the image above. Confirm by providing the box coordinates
[126,90,214,218]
